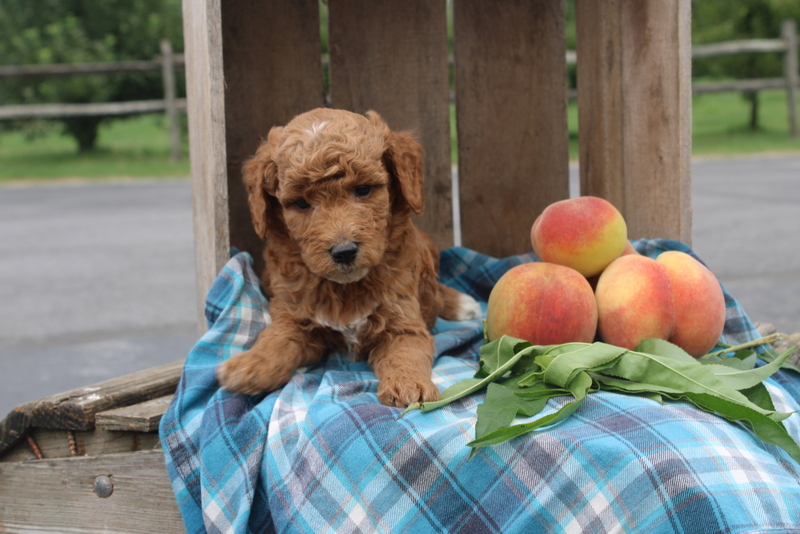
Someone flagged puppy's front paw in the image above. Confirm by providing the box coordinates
[377,374,440,408]
[217,350,292,395]
[455,293,482,321]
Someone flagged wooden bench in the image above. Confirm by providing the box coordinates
[0,1,693,531]
[0,362,184,532]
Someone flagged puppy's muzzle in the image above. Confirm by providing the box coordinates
[330,242,359,265]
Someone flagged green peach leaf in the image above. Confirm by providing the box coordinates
[543,342,628,388]
[474,383,548,442]
[468,372,593,450]
[634,338,695,363]
[702,345,795,391]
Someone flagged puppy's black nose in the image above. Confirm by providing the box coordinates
[330,242,359,265]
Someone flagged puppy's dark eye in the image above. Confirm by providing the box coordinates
[294,198,311,210]
[354,185,372,198]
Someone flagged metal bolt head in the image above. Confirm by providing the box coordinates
[93,475,114,498]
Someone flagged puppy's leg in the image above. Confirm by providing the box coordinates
[438,283,482,322]
[369,329,440,408]
[217,313,326,395]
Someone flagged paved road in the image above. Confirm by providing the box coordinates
[1,154,798,417]
[0,179,198,417]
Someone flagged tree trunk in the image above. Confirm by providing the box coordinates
[63,117,102,152]
[744,90,759,131]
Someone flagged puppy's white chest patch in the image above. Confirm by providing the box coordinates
[316,314,369,349]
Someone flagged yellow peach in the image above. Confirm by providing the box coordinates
[531,196,628,278]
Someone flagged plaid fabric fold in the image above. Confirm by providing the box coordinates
[161,239,800,534]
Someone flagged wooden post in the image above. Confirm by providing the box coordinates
[576,0,693,245]
[454,0,570,258]
[783,20,798,139]
[182,0,231,327]
[328,0,453,250]
[160,39,181,163]
[182,0,323,329]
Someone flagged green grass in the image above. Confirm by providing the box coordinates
[566,88,800,160]
[690,89,800,155]
[0,114,190,182]
[1,89,798,182]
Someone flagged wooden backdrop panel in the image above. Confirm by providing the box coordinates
[576,0,692,244]
[221,0,324,273]
[184,0,324,325]
[454,0,570,258]
[328,0,453,249]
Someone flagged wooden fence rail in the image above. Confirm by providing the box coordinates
[0,39,185,161]
[0,20,797,154]
[0,57,185,79]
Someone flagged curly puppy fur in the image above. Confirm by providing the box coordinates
[217,108,481,407]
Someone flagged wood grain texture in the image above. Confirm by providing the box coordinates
[328,0,453,249]
[95,395,174,433]
[1,427,160,463]
[454,0,570,258]
[0,360,182,455]
[221,0,324,275]
[783,20,798,138]
[0,450,183,533]
[182,0,232,327]
[576,0,692,244]
[184,0,324,328]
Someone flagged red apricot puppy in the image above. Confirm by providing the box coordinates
[486,262,597,345]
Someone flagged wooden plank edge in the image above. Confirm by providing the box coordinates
[0,402,35,458]
[95,395,175,433]
[0,360,184,455]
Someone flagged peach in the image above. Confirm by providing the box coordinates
[586,240,640,290]
[595,255,675,350]
[486,262,597,345]
[656,251,726,357]
[620,240,640,257]
[531,196,628,278]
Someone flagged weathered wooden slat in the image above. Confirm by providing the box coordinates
[0,360,183,455]
[96,395,174,433]
[783,20,798,138]
[576,0,692,244]
[0,406,31,461]
[182,0,233,327]
[0,57,185,79]
[454,0,570,257]
[1,427,161,463]
[221,0,325,277]
[185,0,325,328]
[692,77,787,94]
[691,38,786,58]
[328,0,453,250]
[0,450,183,533]
[0,99,187,120]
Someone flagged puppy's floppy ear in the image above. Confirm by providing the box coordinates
[243,126,282,239]
[368,111,425,215]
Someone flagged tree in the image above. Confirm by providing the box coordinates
[0,0,183,152]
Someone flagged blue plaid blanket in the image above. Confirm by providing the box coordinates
[160,239,800,534]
